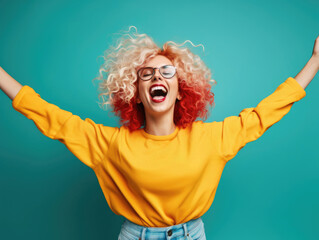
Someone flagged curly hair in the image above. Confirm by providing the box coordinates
[93,26,217,131]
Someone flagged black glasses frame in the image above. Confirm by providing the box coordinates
[137,65,177,81]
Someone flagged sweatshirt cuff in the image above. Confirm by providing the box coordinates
[285,77,306,100]
[12,85,39,110]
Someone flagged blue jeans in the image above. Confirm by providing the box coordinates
[118,217,206,240]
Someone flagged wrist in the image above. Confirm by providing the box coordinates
[310,55,319,70]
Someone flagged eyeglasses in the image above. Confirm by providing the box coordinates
[137,65,176,81]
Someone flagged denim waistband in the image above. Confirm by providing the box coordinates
[120,217,203,240]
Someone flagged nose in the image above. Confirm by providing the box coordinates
[153,68,162,81]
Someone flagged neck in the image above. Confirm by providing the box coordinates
[144,112,176,136]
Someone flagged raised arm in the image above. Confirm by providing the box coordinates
[294,36,319,89]
[1,67,119,169]
[217,36,319,162]
[0,66,23,100]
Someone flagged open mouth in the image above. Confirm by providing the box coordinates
[149,85,168,103]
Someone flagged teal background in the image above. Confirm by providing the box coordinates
[0,0,318,239]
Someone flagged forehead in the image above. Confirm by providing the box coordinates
[142,55,173,68]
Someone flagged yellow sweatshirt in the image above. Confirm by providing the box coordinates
[12,77,306,227]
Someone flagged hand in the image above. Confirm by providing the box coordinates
[312,35,319,57]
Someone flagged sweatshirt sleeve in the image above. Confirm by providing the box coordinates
[12,85,119,169]
[218,77,306,163]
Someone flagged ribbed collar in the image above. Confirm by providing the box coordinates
[141,126,179,141]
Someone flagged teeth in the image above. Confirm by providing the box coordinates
[150,86,167,94]
[153,96,165,100]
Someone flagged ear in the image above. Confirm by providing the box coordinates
[177,93,182,100]
[136,96,141,103]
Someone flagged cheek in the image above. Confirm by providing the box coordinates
[138,84,147,99]
[173,79,179,93]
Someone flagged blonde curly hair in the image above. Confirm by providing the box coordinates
[93,26,217,131]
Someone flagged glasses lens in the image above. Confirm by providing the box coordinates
[139,68,153,80]
[160,65,176,78]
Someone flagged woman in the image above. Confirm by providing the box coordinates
[1,27,318,240]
